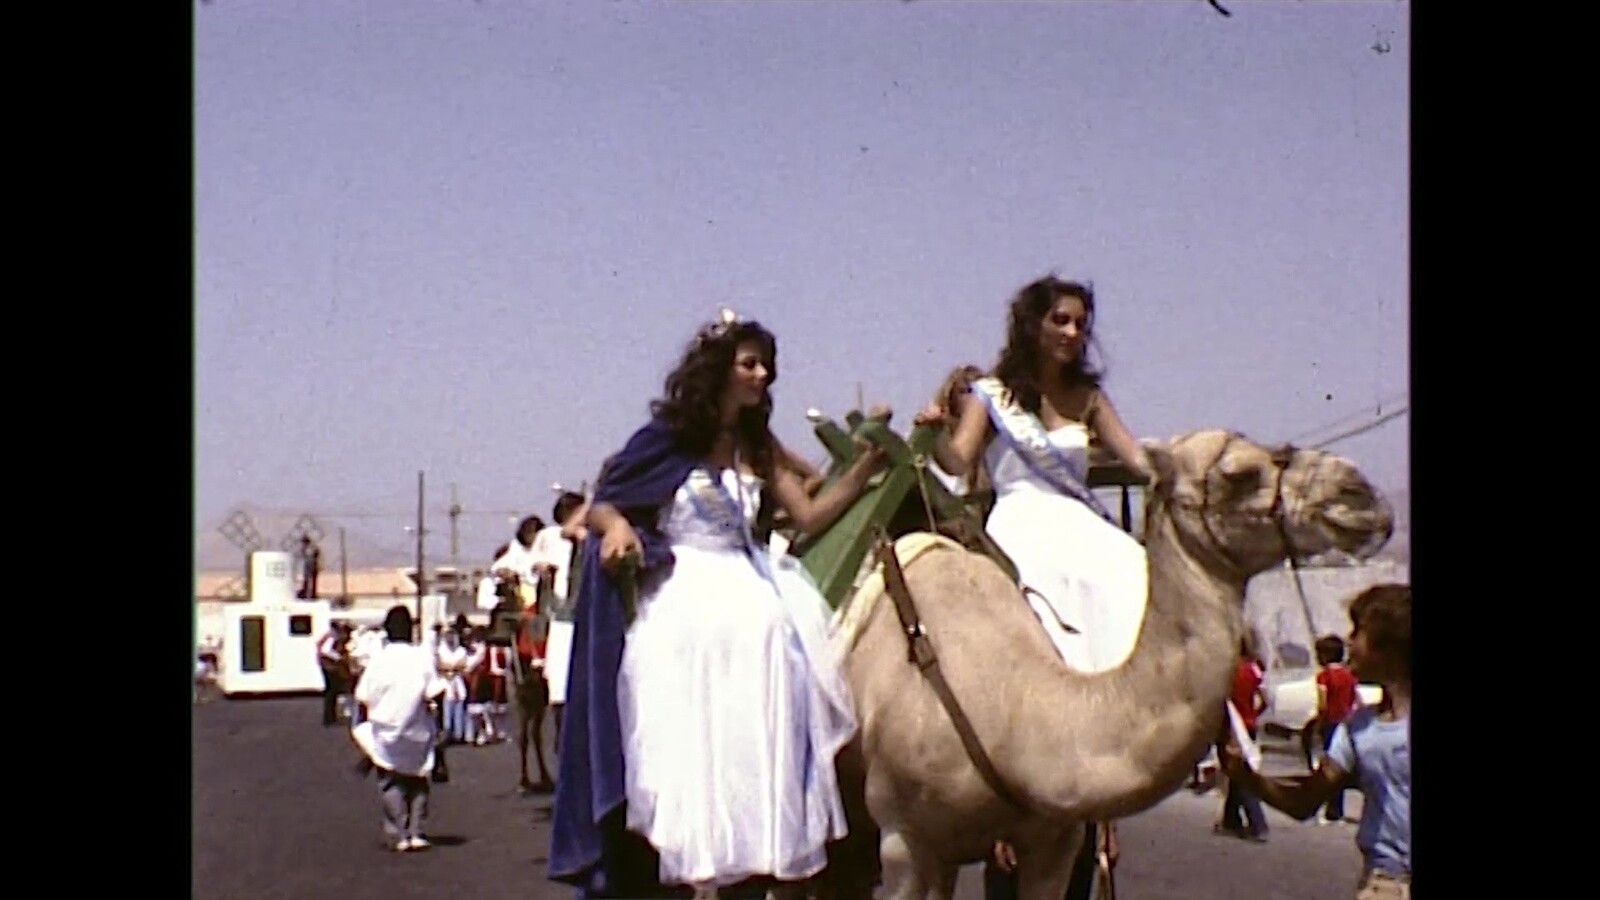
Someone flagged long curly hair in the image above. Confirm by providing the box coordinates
[650,318,779,477]
[990,275,1104,414]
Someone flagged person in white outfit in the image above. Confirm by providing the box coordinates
[492,518,545,603]
[549,311,886,896]
[350,605,448,852]
[915,275,1151,898]
[531,490,586,739]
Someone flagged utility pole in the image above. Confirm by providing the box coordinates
[415,470,427,638]
[338,527,349,606]
[855,381,864,413]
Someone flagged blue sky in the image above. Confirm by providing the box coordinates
[195,0,1409,567]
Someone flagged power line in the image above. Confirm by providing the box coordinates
[228,507,530,521]
[1311,404,1408,450]
[1287,391,1409,445]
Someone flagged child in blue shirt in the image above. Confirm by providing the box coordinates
[1222,583,1411,899]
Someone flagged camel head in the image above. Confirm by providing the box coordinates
[1141,429,1394,580]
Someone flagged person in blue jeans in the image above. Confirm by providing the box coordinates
[1222,583,1411,899]
[1218,638,1270,841]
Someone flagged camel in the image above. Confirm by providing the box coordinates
[493,575,558,794]
[510,652,555,794]
[806,426,1394,900]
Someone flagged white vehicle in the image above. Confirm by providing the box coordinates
[1260,672,1384,737]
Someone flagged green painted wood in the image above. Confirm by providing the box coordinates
[795,423,938,608]
[812,418,859,467]
[786,408,1148,609]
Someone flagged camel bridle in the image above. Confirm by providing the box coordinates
[1155,432,1322,645]
[1152,433,1309,578]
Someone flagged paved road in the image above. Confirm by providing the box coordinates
[193,695,1365,900]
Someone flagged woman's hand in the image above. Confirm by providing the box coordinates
[852,437,889,477]
[914,402,947,427]
[599,521,643,571]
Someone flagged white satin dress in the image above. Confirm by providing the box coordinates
[617,467,857,888]
[982,421,1150,675]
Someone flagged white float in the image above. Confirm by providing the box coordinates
[218,551,334,697]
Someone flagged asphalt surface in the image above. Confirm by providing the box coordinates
[193,693,1366,900]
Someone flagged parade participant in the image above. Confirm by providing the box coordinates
[1222,584,1411,899]
[1314,634,1362,823]
[1218,635,1270,842]
[436,627,470,744]
[297,535,322,599]
[535,490,588,742]
[476,545,509,611]
[464,625,504,744]
[534,491,586,601]
[350,605,448,852]
[493,517,546,603]
[316,621,351,726]
[550,310,884,898]
[913,274,1151,895]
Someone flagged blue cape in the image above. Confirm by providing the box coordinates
[549,417,700,897]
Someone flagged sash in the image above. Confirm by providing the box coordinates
[969,377,1118,527]
[681,463,777,586]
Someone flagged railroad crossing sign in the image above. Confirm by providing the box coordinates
[219,510,264,554]
[278,514,325,552]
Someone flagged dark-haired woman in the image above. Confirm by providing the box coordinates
[551,310,884,899]
[915,275,1151,893]
[917,275,1149,671]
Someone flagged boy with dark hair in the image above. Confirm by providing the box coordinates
[1314,633,1361,823]
[1222,583,1411,899]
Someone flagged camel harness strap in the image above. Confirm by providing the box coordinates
[871,532,1033,815]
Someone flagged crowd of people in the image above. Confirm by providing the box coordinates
[324,275,1410,898]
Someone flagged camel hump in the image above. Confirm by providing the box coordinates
[831,532,968,654]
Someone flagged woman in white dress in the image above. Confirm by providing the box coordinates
[550,310,885,899]
[915,274,1150,898]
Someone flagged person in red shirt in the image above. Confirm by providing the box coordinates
[1314,634,1362,823]
[1218,636,1269,841]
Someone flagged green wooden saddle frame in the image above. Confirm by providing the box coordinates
[788,412,1016,609]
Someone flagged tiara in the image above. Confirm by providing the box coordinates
[694,307,742,345]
